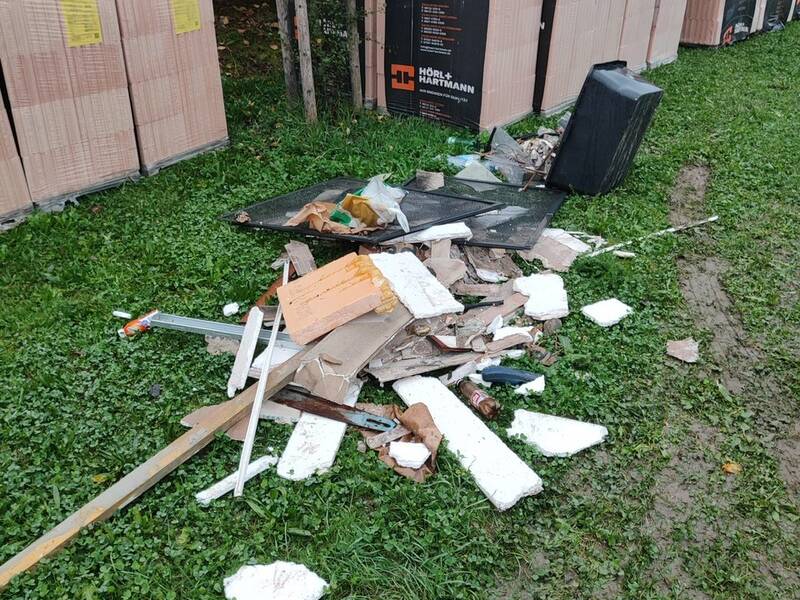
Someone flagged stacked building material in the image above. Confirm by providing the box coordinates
[619,0,658,73]
[0,96,31,227]
[533,0,627,116]
[0,0,139,209]
[681,0,757,46]
[374,0,543,130]
[115,0,228,176]
[647,0,689,68]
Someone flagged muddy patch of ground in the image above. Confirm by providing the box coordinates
[669,164,711,227]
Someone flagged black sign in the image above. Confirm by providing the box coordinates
[384,0,490,130]
[720,0,757,44]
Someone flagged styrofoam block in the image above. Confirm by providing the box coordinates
[370,252,464,318]
[507,410,608,457]
[475,269,509,283]
[393,376,543,510]
[196,455,278,506]
[277,381,362,481]
[513,274,570,320]
[581,298,632,327]
[224,562,328,600]
[223,302,240,317]
[389,441,431,469]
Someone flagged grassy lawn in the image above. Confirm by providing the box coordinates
[1,12,799,599]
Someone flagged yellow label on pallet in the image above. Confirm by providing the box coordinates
[170,0,202,34]
[60,0,103,48]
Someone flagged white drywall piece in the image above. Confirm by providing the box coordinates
[277,381,362,481]
[493,326,534,342]
[227,307,264,398]
[513,274,569,320]
[507,410,608,457]
[393,376,543,510]
[581,298,633,327]
[388,222,472,244]
[196,455,278,506]
[389,441,431,469]
[370,252,464,318]
[224,562,328,600]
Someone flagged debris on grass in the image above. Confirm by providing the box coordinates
[514,377,546,396]
[389,441,431,469]
[667,338,700,363]
[458,379,501,420]
[223,302,240,317]
[196,455,279,506]
[223,562,328,600]
[581,298,633,327]
[507,411,608,457]
[514,274,570,320]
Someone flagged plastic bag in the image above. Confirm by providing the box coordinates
[360,175,410,232]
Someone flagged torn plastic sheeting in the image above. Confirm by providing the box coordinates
[513,274,569,320]
[507,410,608,457]
[387,222,472,245]
[394,376,543,511]
[221,177,502,245]
[546,62,663,196]
[224,562,328,600]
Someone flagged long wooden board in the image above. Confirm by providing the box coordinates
[0,351,307,590]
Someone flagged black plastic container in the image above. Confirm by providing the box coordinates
[546,62,663,196]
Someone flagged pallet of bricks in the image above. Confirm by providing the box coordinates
[361,0,690,125]
[681,0,796,46]
[0,0,227,229]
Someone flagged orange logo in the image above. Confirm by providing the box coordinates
[391,64,415,91]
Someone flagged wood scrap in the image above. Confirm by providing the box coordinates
[227,307,264,398]
[485,334,532,354]
[452,282,512,299]
[463,246,522,282]
[284,241,317,275]
[367,352,487,383]
[0,352,307,590]
[458,292,528,327]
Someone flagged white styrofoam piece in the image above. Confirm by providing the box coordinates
[493,326,533,342]
[475,268,508,283]
[513,274,569,320]
[223,302,240,317]
[542,228,592,254]
[486,315,503,335]
[370,252,464,318]
[393,376,543,510]
[196,455,278,506]
[581,299,633,327]
[504,349,526,359]
[224,562,328,600]
[507,410,608,457]
[475,357,502,371]
[514,376,545,395]
[277,381,362,481]
[388,222,472,244]
[389,441,431,469]
[613,250,636,259]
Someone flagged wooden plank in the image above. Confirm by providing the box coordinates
[293,0,318,122]
[0,351,307,590]
[367,352,486,383]
[275,0,299,100]
[284,241,317,276]
[226,307,264,398]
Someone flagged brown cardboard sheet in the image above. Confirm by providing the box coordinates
[647,0,689,68]
[0,97,32,224]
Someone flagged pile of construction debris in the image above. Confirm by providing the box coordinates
[0,164,720,596]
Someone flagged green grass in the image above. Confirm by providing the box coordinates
[2,21,800,599]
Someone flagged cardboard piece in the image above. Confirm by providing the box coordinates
[115,0,228,175]
[0,0,139,208]
[0,100,31,225]
[647,0,689,68]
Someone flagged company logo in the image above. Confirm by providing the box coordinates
[391,64,416,91]
[418,67,476,94]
